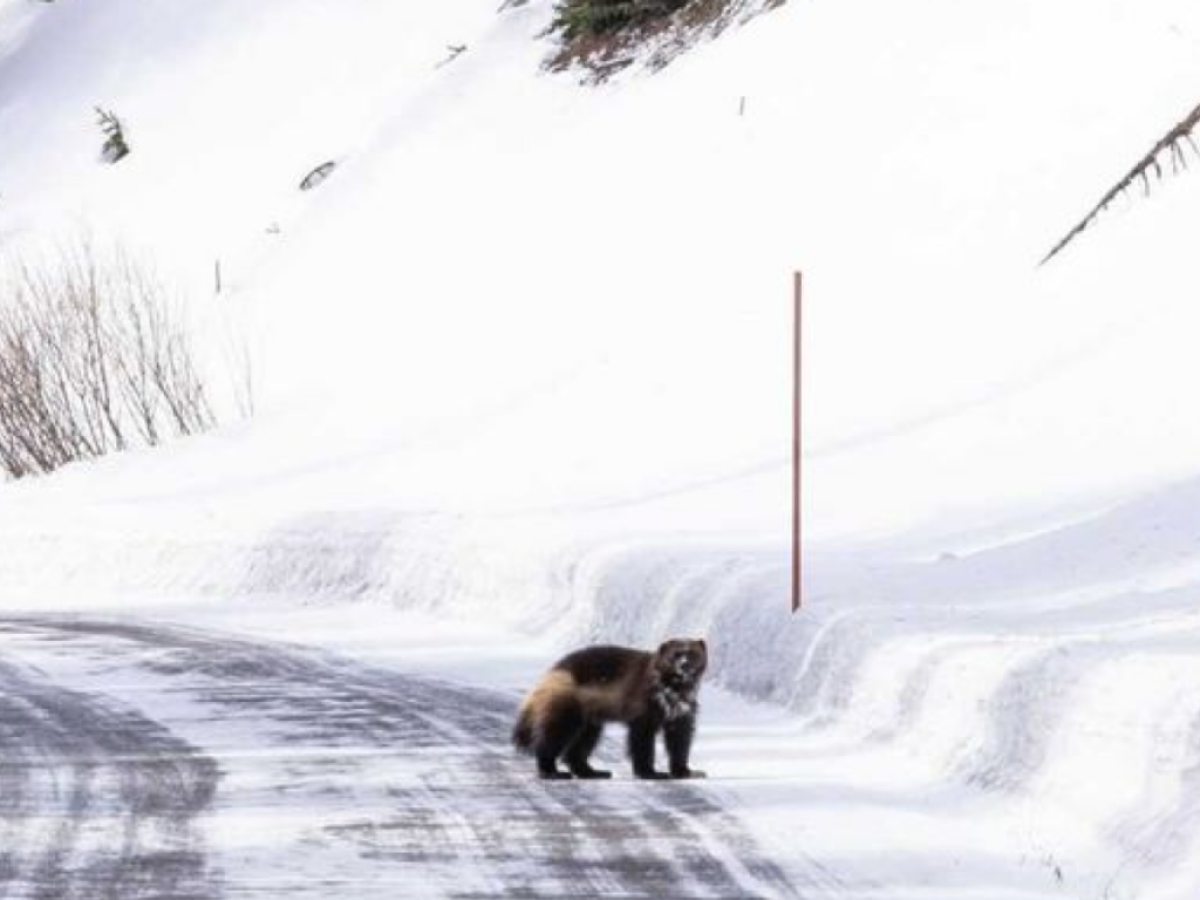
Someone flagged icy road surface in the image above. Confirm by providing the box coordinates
[0,617,800,900]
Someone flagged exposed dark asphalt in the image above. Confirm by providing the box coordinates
[0,617,816,899]
[0,651,217,900]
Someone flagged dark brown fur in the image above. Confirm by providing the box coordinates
[512,638,707,780]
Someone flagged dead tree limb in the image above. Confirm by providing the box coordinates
[1041,99,1200,266]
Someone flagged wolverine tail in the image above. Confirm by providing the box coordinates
[512,706,535,752]
[514,670,575,753]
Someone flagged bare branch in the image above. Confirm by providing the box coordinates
[0,242,221,480]
[1041,99,1200,265]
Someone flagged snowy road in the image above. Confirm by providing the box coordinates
[0,617,800,900]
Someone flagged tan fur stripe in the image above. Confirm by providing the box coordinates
[519,670,576,727]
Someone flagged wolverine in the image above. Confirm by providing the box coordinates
[512,638,708,780]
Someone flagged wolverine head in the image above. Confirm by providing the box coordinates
[654,638,708,687]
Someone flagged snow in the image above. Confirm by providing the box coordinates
[5,0,1200,896]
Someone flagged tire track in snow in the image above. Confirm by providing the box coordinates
[0,652,219,900]
[0,617,808,900]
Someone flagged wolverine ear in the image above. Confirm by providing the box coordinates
[697,638,707,653]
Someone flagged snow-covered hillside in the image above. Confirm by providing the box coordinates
[5,0,1200,896]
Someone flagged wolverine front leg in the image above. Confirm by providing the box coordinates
[665,715,706,779]
[628,715,667,779]
[565,722,611,779]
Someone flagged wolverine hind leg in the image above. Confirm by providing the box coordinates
[565,722,611,779]
[535,696,586,780]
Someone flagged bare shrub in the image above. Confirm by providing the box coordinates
[96,107,130,164]
[0,242,216,479]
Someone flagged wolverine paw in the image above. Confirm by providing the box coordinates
[670,769,707,779]
[571,769,613,779]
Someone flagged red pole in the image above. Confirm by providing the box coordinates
[792,271,803,612]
